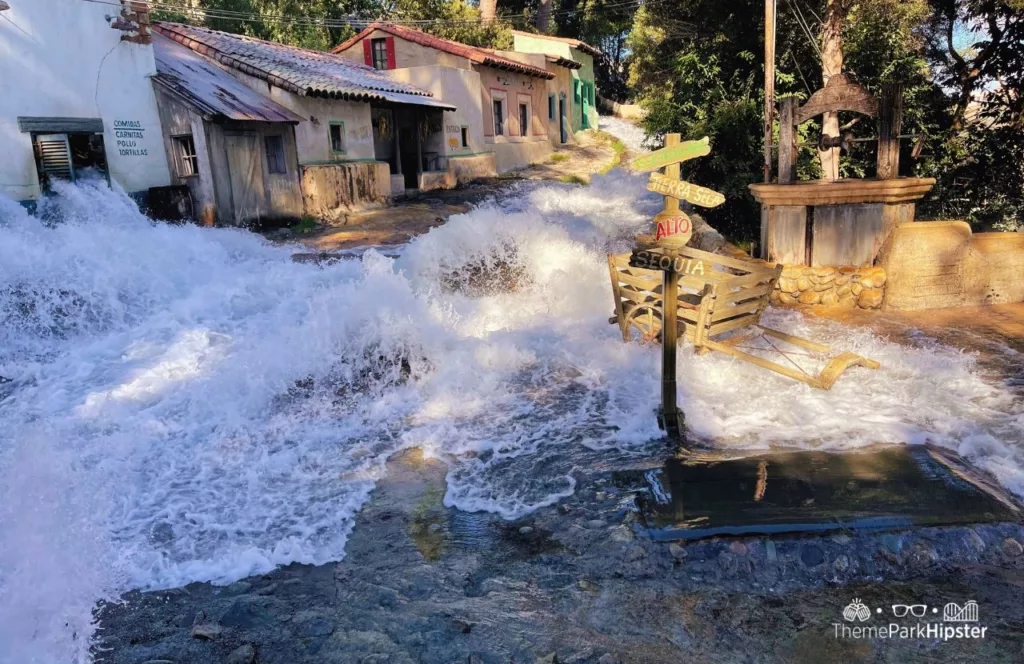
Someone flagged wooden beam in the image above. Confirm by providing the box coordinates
[764,0,776,183]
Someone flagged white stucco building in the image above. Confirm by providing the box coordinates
[0,0,171,206]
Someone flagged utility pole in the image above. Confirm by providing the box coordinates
[763,0,776,183]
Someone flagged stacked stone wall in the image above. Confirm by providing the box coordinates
[770,265,886,310]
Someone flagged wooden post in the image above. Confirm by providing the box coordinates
[876,84,903,180]
[657,133,684,439]
[778,97,797,184]
[660,263,683,439]
[763,0,776,183]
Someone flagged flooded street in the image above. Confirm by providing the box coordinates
[2,167,1024,662]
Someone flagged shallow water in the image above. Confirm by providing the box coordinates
[1,174,1023,663]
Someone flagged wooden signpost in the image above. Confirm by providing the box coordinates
[629,133,725,440]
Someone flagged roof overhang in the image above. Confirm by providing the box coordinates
[374,89,456,110]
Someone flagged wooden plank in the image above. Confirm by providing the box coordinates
[692,283,717,347]
[648,173,726,208]
[793,73,879,125]
[766,205,807,264]
[707,313,761,338]
[710,298,762,322]
[18,116,104,133]
[876,83,903,180]
[717,282,775,305]
[756,326,831,354]
[613,270,662,292]
[812,203,885,267]
[703,339,820,387]
[607,254,629,341]
[631,136,712,172]
[778,97,797,184]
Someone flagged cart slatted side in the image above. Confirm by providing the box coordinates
[608,248,782,345]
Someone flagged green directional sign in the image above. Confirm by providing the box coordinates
[630,136,712,172]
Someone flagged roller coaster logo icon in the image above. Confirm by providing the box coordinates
[943,601,979,622]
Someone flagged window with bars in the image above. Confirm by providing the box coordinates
[265,135,286,174]
[371,38,389,70]
[519,103,529,137]
[173,135,198,177]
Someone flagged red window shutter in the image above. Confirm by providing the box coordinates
[362,39,372,66]
[385,37,396,69]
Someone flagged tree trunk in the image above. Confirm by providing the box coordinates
[819,0,844,181]
[480,0,497,22]
[535,0,552,32]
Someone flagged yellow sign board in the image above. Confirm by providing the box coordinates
[647,173,726,209]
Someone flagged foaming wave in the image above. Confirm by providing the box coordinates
[1,175,1023,662]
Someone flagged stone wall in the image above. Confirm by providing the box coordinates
[770,264,887,309]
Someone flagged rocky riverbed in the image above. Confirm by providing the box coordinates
[93,445,1024,664]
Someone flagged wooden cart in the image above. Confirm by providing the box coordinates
[607,246,879,390]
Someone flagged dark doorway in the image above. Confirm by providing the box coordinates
[398,124,419,190]
[559,97,567,144]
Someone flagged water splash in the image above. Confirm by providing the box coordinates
[0,176,1022,662]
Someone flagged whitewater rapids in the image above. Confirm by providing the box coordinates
[1,174,1023,663]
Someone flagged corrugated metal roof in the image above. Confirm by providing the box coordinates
[153,22,452,107]
[333,23,555,80]
[153,33,303,123]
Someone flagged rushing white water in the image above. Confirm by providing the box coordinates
[598,115,651,153]
[1,174,1023,663]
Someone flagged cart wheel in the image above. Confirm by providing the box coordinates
[623,303,662,344]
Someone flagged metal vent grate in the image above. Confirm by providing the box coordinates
[34,133,74,182]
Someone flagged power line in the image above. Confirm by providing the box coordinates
[82,0,649,31]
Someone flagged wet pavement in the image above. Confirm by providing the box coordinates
[94,445,1024,664]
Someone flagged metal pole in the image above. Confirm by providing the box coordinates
[764,0,776,183]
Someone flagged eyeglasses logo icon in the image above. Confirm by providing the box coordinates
[892,604,927,618]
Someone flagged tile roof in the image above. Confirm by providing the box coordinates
[332,23,554,79]
[153,33,303,124]
[545,54,582,70]
[152,23,440,102]
[511,30,603,58]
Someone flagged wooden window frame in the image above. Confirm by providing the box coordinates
[328,121,346,155]
[173,134,198,178]
[370,38,389,70]
[492,98,504,137]
[264,134,287,174]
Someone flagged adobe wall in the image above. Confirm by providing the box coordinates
[878,221,1024,310]
[300,161,391,221]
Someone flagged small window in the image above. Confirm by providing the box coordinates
[493,99,504,136]
[173,135,198,177]
[548,94,555,120]
[371,38,389,70]
[265,135,286,174]
[461,126,469,148]
[573,80,581,102]
[329,122,346,154]
[519,103,529,137]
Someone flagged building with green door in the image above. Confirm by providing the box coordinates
[511,31,601,134]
